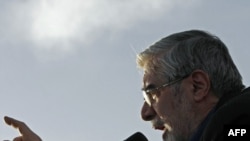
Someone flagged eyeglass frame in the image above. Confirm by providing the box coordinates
[142,74,189,106]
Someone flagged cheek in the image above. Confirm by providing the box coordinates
[154,95,176,120]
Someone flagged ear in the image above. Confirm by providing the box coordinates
[191,70,211,102]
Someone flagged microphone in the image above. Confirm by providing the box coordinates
[124,132,148,141]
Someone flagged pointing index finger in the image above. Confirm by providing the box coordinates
[4,116,33,135]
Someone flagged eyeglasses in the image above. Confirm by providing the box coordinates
[142,75,189,106]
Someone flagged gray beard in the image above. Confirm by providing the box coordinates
[163,133,188,141]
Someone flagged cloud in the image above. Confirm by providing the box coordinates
[1,0,199,60]
[30,0,174,43]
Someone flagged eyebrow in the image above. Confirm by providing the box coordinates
[141,84,157,91]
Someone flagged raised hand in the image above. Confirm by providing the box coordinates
[4,116,42,141]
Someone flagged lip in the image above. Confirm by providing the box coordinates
[153,125,167,140]
[152,124,169,140]
[154,125,165,130]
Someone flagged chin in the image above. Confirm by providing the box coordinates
[162,131,188,141]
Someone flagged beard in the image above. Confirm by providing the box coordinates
[163,129,188,141]
[162,89,196,141]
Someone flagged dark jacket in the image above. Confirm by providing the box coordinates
[200,87,250,141]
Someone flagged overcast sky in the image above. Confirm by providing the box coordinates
[0,0,250,141]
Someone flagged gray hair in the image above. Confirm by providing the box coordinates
[137,30,245,97]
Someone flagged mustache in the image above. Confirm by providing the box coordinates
[151,117,165,129]
[151,117,172,132]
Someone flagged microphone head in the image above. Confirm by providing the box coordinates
[124,132,148,141]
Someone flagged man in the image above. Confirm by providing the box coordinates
[138,30,250,141]
[3,30,250,141]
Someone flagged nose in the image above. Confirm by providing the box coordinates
[141,102,157,121]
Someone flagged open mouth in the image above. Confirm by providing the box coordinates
[153,125,168,140]
[154,125,165,130]
[151,119,171,140]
